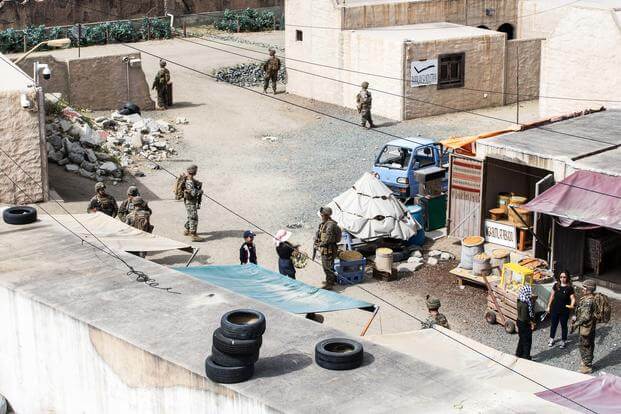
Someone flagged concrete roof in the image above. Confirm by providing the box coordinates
[477,110,621,161]
[348,22,505,42]
[0,213,576,413]
[0,53,34,91]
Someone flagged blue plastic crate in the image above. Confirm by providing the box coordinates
[334,257,366,285]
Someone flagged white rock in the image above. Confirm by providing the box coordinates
[59,119,72,132]
[262,136,279,142]
[397,262,424,273]
[440,252,454,261]
[154,141,167,150]
[428,250,442,258]
[99,161,119,174]
[65,164,79,172]
[79,125,104,147]
[131,132,143,149]
[175,117,189,125]
[156,119,175,132]
[427,257,439,266]
[407,256,422,264]
[413,250,423,258]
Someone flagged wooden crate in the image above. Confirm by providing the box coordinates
[487,281,519,322]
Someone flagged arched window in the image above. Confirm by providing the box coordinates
[498,23,515,40]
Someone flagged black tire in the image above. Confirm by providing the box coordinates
[316,355,363,371]
[205,356,254,384]
[3,206,37,225]
[485,310,497,325]
[315,338,363,364]
[212,328,262,355]
[505,320,516,334]
[211,346,259,367]
[220,309,266,340]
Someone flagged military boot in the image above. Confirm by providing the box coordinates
[321,282,334,291]
[578,364,593,374]
[183,229,190,236]
[191,232,204,242]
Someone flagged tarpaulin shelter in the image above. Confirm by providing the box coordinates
[524,170,621,231]
[535,374,621,414]
[326,172,419,241]
[176,264,375,314]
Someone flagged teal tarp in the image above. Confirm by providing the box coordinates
[175,264,375,314]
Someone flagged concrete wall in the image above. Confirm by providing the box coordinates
[504,38,541,105]
[0,286,276,414]
[17,53,155,111]
[0,0,284,29]
[341,0,518,30]
[403,34,506,119]
[0,88,48,204]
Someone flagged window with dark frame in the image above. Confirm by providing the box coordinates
[296,30,303,41]
[437,53,465,89]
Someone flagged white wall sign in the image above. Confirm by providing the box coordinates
[484,220,517,248]
[410,59,438,87]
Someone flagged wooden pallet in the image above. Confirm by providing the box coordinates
[450,267,500,287]
[486,281,519,323]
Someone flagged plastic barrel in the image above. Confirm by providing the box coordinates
[460,236,484,270]
[375,248,394,273]
[407,204,426,246]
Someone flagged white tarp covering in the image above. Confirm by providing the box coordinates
[52,212,193,253]
[327,172,419,241]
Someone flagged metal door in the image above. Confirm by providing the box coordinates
[534,174,555,260]
[447,154,484,238]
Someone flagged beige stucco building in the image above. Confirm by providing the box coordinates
[0,54,48,204]
[285,0,542,120]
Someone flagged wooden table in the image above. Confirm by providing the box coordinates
[450,267,500,287]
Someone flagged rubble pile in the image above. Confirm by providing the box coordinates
[395,249,455,275]
[45,106,182,182]
[215,62,287,87]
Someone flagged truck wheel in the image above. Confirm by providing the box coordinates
[212,328,262,355]
[485,310,497,325]
[204,356,254,384]
[220,309,266,340]
[3,206,37,225]
[504,320,516,334]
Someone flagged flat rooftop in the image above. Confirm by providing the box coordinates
[571,147,621,176]
[477,110,621,161]
[0,213,573,413]
[348,22,505,42]
[0,53,34,91]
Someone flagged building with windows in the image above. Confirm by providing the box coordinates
[285,0,542,120]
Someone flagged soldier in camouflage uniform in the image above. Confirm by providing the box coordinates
[183,164,204,242]
[421,295,450,329]
[152,60,171,110]
[118,186,152,223]
[315,206,341,290]
[262,49,281,94]
[571,279,597,374]
[87,182,118,218]
[356,81,375,129]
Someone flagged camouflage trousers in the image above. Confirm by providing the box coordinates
[157,88,168,109]
[321,254,336,286]
[263,73,277,93]
[360,109,374,127]
[579,328,596,367]
[184,201,199,232]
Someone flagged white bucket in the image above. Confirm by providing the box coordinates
[375,248,394,273]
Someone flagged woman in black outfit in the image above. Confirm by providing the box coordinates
[547,271,576,348]
[274,229,298,279]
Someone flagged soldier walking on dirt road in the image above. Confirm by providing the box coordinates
[571,279,598,374]
[356,81,375,129]
[175,164,204,242]
[152,60,171,110]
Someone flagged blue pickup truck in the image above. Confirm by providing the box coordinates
[372,138,448,199]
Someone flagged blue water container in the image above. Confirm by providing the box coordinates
[407,204,426,246]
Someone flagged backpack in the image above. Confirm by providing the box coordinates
[332,220,343,244]
[594,292,611,323]
[174,174,185,200]
[130,211,153,233]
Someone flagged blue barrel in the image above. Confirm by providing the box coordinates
[407,204,426,246]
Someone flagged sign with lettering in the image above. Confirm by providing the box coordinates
[485,220,517,248]
[410,59,438,87]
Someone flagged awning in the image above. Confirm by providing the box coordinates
[175,264,375,314]
[524,171,621,231]
[53,212,194,253]
[535,374,621,414]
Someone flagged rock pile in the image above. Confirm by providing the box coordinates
[215,62,287,87]
[395,248,456,275]
[45,106,182,182]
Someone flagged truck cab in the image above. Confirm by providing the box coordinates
[372,138,447,199]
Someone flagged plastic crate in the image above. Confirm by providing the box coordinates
[334,257,366,285]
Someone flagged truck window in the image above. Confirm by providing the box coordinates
[377,146,412,169]
[415,146,435,168]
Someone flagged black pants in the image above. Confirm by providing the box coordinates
[516,320,533,359]
[550,311,570,341]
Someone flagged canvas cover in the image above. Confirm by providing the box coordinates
[176,264,375,314]
[327,172,419,241]
[524,170,621,231]
[535,374,621,414]
[52,212,193,253]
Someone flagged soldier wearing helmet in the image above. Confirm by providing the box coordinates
[87,182,118,217]
[421,295,450,329]
[314,206,341,290]
[262,49,281,94]
[571,279,598,373]
[152,60,171,110]
[356,81,375,129]
[177,164,204,242]
[118,185,151,223]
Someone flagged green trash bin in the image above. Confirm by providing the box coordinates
[419,194,447,231]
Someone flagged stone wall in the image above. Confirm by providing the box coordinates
[0,88,47,204]
[403,34,506,119]
[342,0,517,30]
[504,38,541,105]
[0,0,284,29]
[17,53,154,111]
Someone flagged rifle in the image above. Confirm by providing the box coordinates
[313,229,320,261]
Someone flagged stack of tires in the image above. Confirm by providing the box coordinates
[315,338,364,370]
[205,309,266,384]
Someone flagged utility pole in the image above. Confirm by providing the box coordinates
[516,41,520,125]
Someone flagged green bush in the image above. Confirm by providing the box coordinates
[0,28,23,53]
[215,8,275,32]
[85,23,109,45]
[108,21,137,42]
[23,25,46,47]
[140,17,171,40]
